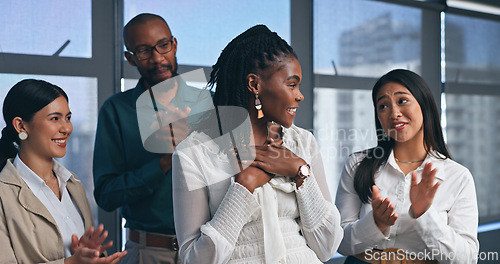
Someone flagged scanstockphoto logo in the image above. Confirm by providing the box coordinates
[136,68,256,191]
[363,248,499,262]
[136,68,215,154]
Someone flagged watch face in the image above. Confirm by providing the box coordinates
[300,164,310,176]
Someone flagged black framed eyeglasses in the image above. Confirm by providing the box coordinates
[127,37,174,61]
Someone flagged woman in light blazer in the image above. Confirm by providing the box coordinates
[0,79,126,264]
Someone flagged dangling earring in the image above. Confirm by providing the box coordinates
[18,131,28,140]
[255,92,264,119]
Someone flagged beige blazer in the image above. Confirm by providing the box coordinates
[0,159,94,264]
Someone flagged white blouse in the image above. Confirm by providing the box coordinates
[335,150,479,264]
[172,125,342,263]
[14,156,85,258]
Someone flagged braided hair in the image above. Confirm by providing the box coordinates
[195,25,297,151]
[0,79,68,168]
[208,24,297,108]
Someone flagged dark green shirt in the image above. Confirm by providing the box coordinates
[93,79,212,234]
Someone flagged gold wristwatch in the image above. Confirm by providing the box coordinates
[294,163,311,181]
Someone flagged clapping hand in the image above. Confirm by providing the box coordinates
[410,162,440,218]
[71,224,112,256]
[67,247,126,264]
[67,224,127,264]
[371,185,398,233]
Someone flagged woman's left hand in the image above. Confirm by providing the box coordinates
[71,224,113,256]
[247,139,306,179]
[410,162,440,218]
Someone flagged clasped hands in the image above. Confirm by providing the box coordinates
[235,139,307,193]
[372,163,440,233]
[66,224,127,264]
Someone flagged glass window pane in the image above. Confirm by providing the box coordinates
[0,74,98,221]
[0,1,92,58]
[122,78,139,92]
[314,88,377,199]
[124,0,290,67]
[445,93,500,221]
[314,0,422,77]
[445,14,500,84]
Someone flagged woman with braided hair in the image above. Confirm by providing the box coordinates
[172,25,342,263]
[0,79,126,263]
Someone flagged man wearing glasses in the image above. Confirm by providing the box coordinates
[93,13,210,264]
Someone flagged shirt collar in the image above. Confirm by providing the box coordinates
[385,149,447,181]
[14,155,74,195]
[52,159,74,183]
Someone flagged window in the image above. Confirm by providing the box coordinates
[445,94,500,222]
[0,0,92,58]
[314,0,422,77]
[314,88,376,197]
[443,9,500,223]
[445,13,500,84]
[124,0,291,67]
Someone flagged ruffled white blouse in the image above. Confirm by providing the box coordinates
[172,125,342,263]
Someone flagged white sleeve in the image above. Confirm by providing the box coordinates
[335,154,389,256]
[172,151,260,264]
[295,134,343,262]
[412,169,479,264]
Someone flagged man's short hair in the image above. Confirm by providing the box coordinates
[123,13,169,50]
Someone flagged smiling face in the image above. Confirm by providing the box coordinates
[375,82,424,144]
[21,96,73,159]
[124,18,178,87]
[257,56,303,128]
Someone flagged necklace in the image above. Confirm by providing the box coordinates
[395,157,424,164]
[42,171,58,191]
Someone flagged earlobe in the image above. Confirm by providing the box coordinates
[246,73,259,94]
[172,38,178,54]
[124,52,137,67]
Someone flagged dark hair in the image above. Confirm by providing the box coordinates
[195,25,297,149]
[354,69,451,203]
[208,24,297,109]
[123,13,169,50]
[0,79,68,168]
